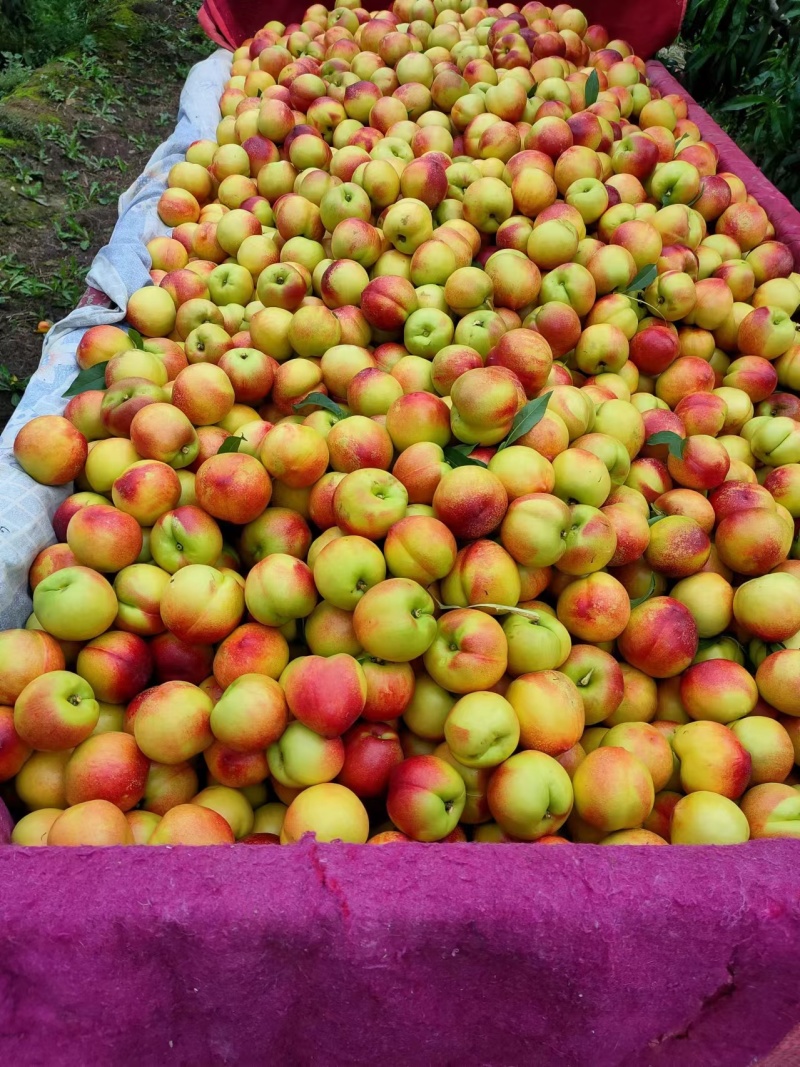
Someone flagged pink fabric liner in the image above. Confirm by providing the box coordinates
[647,60,800,269]
[1,831,800,1066]
[4,17,800,1067]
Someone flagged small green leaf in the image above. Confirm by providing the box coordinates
[497,391,552,451]
[218,435,242,454]
[292,392,346,419]
[62,363,107,397]
[433,595,540,620]
[444,445,487,468]
[646,430,687,459]
[624,263,658,294]
[584,69,599,107]
[527,83,538,98]
[647,513,669,526]
[127,328,145,349]
[630,573,656,608]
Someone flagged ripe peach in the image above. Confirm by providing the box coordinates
[756,650,800,716]
[75,631,152,705]
[133,681,214,764]
[212,623,289,687]
[433,466,508,540]
[281,782,369,843]
[141,760,199,815]
[673,720,751,798]
[730,717,794,786]
[0,629,65,705]
[64,731,149,810]
[572,747,654,833]
[47,799,135,845]
[618,597,699,677]
[556,571,630,642]
[507,669,584,756]
[670,791,750,844]
[194,452,271,525]
[149,803,235,845]
[13,415,88,486]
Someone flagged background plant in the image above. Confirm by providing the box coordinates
[663,0,800,207]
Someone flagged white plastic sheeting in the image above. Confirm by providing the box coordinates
[0,48,232,628]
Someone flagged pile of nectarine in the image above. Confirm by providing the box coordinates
[4,0,800,848]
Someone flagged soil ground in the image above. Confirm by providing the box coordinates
[0,0,215,430]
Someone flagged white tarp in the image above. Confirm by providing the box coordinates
[0,48,232,628]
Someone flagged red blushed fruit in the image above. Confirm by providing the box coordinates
[433,466,509,541]
[618,597,699,678]
[336,721,404,798]
[667,435,730,491]
[212,623,290,688]
[52,492,107,542]
[150,632,214,684]
[0,705,32,782]
[487,329,553,398]
[715,508,793,576]
[629,323,680,376]
[644,516,711,579]
[204,741,269,788]
[238,832,281,844]
[709,481,774,523]
[75,631,153,704]
[195,453,272,524]
[641,410,686,461]
[29,544,79,590]
[360,658,416,722]
[280,653,367,738]
[361,276,418,332]
[64,731,149,810]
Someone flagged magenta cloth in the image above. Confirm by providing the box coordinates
[647,61,800,270]
[2,797,800,1066]
[198,0,685,58]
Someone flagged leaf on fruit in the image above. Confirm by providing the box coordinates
[62,363,107,397]
[433,595,539,621]
[584,69,599,107]
[673,133,690,151]
[647,512,669,526]
[127,328,145,350]
[624,263,658,294]
[646,430,687,459]
[629,573,656,608]
[497,391,552,451]
[292,392,346,420]
[218,435,243,454]
[527,83,538,98]
[443,445,487,468]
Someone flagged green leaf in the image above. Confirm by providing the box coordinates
[624,263,658,294]
[647,513,669,526]
[584,69,599,107]
[62,362,107,397]
[630,572,656,608]
[646,430,687,459]
[443,445,487,468]
[127,328,145,349]
[432,595,540,620]
[497,391,552,451]
[718,95,772,111]
[217,435,242,454]
[292,392,346,419]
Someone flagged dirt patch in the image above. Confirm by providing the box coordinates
[0,0,215,431]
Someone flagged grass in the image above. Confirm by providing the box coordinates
[0,0,213,428]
